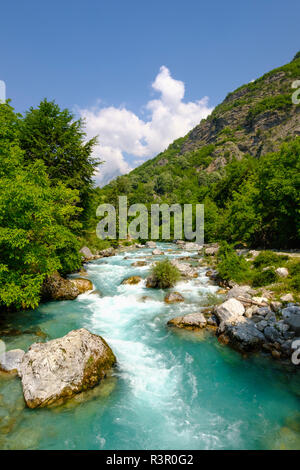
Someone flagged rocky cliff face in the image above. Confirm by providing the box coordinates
[114,53,300,184]
[179,58,300,170]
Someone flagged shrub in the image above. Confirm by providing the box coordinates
[288,259,300,277]
[289,274,300,292]
[217,241,253,283]
[253,251,288,268]
[252,269,278,287]
[151,259,180,288]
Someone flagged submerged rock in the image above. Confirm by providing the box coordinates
[131,261,147,267]
[41,271,79,301]
[19,328,116,409]
[0,350,25,375]
[70,278,93,294]
[164,292,184,303]
[168,313,207,329]
[121,276,142,285]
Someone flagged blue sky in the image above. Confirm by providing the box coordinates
[1,0,299,184]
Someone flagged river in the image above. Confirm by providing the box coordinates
[0,243,299,449]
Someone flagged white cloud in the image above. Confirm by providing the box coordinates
[79,66,213,186]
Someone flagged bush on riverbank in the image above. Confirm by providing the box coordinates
[150,259,181,288]
[216,242,253,283]
[216,242,300,299]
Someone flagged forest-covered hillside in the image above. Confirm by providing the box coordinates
[93,52,300,248]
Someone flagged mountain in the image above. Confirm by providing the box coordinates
[94,53,300,248]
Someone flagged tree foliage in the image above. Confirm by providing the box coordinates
[0,103,82,309]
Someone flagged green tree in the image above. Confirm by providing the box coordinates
[19,99,100,221]
[0,103,81,310]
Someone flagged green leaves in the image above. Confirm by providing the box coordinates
[0,103,82,309]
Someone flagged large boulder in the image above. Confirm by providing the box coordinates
[168,313,207,329]
[0,349,25,375]
[215,298,245,324]
[164,292,184,303]
[20,329,116,409]
[285,315,300,336]
[70,278,93,294]
[226,285,254,300]
[41,271,80,301]
[79,246,93,260]
[219,318,266,352]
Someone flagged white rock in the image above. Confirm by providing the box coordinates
[215,298,245,324]
[168,313,207,329]
[152,249,163,255]
[280,293,294,302]
[205,246,219,256]
[0,349,25,375]
[252,296,269,304]
[79,246,93,259]
[275,267,289,278]
[20,328,116,409]
[184,242,203,251]
[146,241,156,248]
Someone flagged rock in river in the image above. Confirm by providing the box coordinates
[219,318,266,352]
[121,276,142,285]
[41,271,80,301]
[168,313,207,329]
[164,292,184,303]
[19,328,116,409]
[0,349,25,375]
[70,278,93,294]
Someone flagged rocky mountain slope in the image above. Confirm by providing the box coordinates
[104,52,299,190]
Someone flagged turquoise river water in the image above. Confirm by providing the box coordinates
[0,243,299,450]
